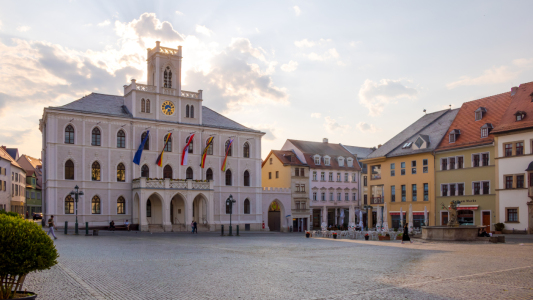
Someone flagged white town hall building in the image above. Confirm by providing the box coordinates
[39,42,281,232]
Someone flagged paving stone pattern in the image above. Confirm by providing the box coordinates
[24,232,533,299]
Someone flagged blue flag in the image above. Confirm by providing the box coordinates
[133,130,149,165]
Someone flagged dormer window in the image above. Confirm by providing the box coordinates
[515,111,526,121]
[402,142,412,149]
[347,158,353,167]
[480,123,493,138]
[338,156,345,167]
[324,156,331,166]
[314,155,321,165]
[449,129,460,143]
[475,107,487,121]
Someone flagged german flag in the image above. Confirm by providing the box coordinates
[156,133,172,167]
[201,136,214,168]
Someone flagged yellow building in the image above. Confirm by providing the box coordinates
[360,109,458,229]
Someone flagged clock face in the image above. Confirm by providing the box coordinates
[161,101,175,116]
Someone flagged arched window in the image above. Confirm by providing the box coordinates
[91,161,101,181]
[141,132,149,150]
[225,140,233,156]
[65,125,74,144]
[117,163,125,182]
[65,160,74,180]
[141,99,145,113]
[243,142,250,158]
[225,169,232,186]
[244,170,250,187]
[188,136,194,154]
[117,130,126,148]
[186,105,190,118]
[91,127,101,146]
[164,66,172,88]
[117,196,125,214]
[163,165,173,179]
[186,167,193,179]
[141,164,149,178]
[164,134,172,152]
[146,199,152,217]
[190,105,194,118]
[206,138,213,155]
[65,195,74,214]
[146,99,151,113]
[91,196,101,214]
[206,168,213,181]
[244,199,250,214]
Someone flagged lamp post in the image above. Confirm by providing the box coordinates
[226,194,236,236]
[363,205,373,231]
[69,185,84,235]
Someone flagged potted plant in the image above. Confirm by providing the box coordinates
[0,213,59,299]
[396,232,403,240]
[332,232,338,239]
[364,233,369,240]
[494,223,504,234]
[305,231,311,238]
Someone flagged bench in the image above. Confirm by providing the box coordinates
[102,224,139,231]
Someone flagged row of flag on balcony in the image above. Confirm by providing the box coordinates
[133,131,233,171]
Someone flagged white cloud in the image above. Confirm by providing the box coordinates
[293,6,301,16]
[97,20,111,27]
[195,25,213,36]
[229,38,266,61]
[311,113,321,118]
[358,79,418,116]
[356,122,379,133]
[349,41,361,47]
[308,48,339,61]
[16,26,30,32]
[0,20,3,30]
[175,10,184,15]
[294,38,331,48]
[324,116,350,132]
[255,28,260,33]
[446,66,517,89]
[512,58,533,68]
[281,60,298,72]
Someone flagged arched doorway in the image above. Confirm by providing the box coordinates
[268,201,281,232]
[170,193,186,231]
[193,194,208,230]
[146,193,164,230]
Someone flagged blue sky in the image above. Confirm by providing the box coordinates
[1,0,533,158]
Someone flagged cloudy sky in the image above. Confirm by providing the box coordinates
[1,0,533,159]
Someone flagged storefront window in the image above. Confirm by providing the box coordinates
[413,215,425,228]
[458,209,474,225]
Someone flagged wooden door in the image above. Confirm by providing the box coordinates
[268,211,280,231]
[482,211,491,232]
[442,212,448,225]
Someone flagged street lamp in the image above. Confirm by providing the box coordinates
[225,194,236,236]
[363,205,373,231]
[69,185,84,235]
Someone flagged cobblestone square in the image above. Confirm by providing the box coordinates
[24,232,533,300]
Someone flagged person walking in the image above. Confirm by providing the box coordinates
[191,220,195,234]
[193,221,198,234]
[47,215,58,240]
[401,222,412,244]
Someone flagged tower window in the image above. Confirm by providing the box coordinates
[164,66,172,88]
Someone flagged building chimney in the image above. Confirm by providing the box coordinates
[377,144,382,148]
[511,86,518,96]
[323,138,328,143]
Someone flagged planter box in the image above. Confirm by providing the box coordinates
[396,236,402,240]
[306,234,310,238]
[333,235,337,239]
[378,236,391,241]
[364,236,369,240]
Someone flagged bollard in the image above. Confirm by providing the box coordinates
[229,225,233,236]
[85,222,90,236]
[236,225,240,236]
[64,221,68,234]
[220,225,224,236]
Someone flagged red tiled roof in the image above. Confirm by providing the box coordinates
[436,91,512,151]
[261,150,307,167]
[492,81,533,133]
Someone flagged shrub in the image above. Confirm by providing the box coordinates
[494,223,505,231]
[0,214,59,299]
[0,209,21,218]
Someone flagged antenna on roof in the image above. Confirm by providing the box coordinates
[449,105,452,110]
[423,109,426,114]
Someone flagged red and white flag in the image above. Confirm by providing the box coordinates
[181,134,194,165]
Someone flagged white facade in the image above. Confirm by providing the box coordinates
[495,131,533,232]
[40,42,265,231]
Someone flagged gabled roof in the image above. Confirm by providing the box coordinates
[436,91,512,152]
[262,150,307,167]
[50,93,261,133]
[4,148,19,161]
[0,147,24,170]
[365,109,458,159]
[493,81,533,133]
[286,139,361,171]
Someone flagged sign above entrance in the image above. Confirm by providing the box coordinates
[457,205,478,210]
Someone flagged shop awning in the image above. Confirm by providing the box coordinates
[457,205,478,210]
[389,211,428,215]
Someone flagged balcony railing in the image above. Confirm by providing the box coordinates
[370,197,384,204]
[292,209,310,214]
[123,80,203,99]
[132,178,213,190]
